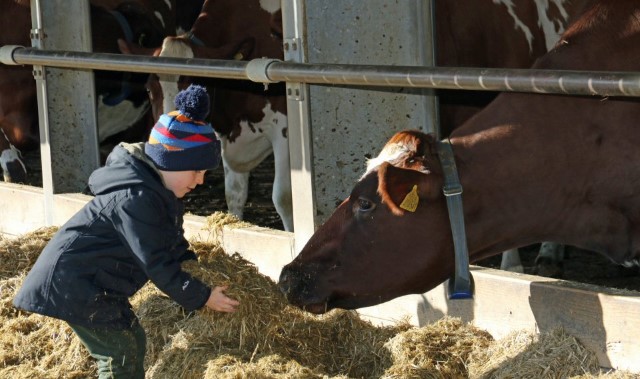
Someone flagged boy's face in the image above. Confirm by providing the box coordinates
[160,170,207,198]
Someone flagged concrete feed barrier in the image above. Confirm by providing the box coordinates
[0,182,638,372]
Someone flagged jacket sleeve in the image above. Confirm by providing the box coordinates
[174,223,196,262]
[111,190,211,311]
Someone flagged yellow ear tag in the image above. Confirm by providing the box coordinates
[399,185,419,212]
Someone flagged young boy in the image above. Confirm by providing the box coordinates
[13,84,239,378]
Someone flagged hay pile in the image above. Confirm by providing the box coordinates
[0,227,94,378]
[1,222,638,378]
[141,241,411,378]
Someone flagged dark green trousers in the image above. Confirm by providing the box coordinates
[68,321,146,379]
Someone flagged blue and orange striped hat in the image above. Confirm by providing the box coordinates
[145,84,221,171]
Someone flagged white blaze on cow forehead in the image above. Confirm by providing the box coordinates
[362,142,411,178]
[494,0,569,53]
[260,0,281,14]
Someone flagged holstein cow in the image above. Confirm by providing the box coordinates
[140,0,292,231]
[278,0,640,313]
[435,0,592,275]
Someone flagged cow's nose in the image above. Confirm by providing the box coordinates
[277,269,292,296]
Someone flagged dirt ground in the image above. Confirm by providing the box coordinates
[21,148,640,292]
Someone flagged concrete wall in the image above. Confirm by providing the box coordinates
[305,0,437,223]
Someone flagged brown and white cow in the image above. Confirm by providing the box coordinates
[278,0,640,313]
[138,0,292,231]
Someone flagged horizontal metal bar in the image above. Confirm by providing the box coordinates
[270,62,640,97]
[1,45,248,79]
[4,45,640,97]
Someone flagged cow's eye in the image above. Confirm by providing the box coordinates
[354,197,375,214]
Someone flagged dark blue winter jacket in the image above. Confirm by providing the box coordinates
[13,143,211,329]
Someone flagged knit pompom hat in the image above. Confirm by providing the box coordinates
[145,84,221,171]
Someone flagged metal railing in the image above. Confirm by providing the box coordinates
[2,45,640,97]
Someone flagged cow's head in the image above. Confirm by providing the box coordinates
[278,131,457,314]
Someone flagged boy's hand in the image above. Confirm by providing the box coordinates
[205,286,240,313]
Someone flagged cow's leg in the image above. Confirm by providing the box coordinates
[218,122,271,222]
[533,242,565,277]
[222,158,250,220]
[500,248,524,273]
[269,119,293,232]
[0,128,27,183]
[218,103,291,231]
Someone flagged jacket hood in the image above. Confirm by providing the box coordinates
[88,142,170,197]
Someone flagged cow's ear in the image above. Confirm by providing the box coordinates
[377,162,440,216]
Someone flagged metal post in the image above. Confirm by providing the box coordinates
[282,0,317,254]
[30,0,53,224]
[32,0,99,209]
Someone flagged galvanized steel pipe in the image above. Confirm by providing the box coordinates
[3,45,640,97]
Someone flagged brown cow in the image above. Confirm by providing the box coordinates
[278,0,640,313]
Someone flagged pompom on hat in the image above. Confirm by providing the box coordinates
[145,84,221,171]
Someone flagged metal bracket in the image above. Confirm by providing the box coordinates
[283,38,302,62]
[286,84,304,101]
[29,27,46,80]
[284,37,304,101]
[32,67,44,80]
[30,28,45,47]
